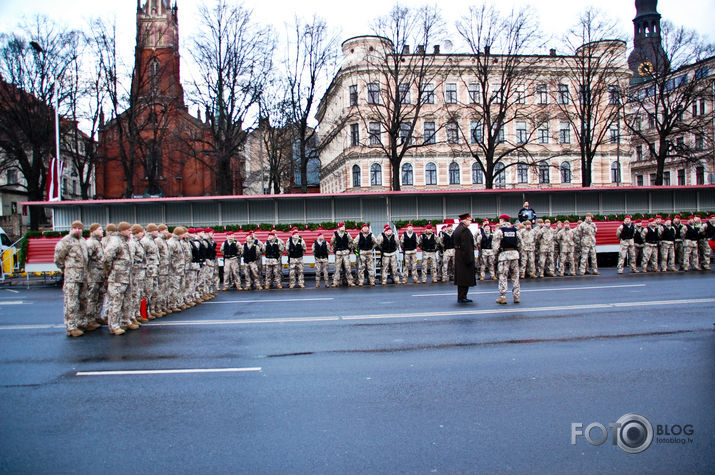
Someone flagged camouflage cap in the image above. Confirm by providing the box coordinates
[157,224,168,231]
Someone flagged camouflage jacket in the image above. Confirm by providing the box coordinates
[85,234,105,283]
[558,227,575,251]
[538,226,555,250]
[181,238,194,272]
[129,235,147,278]
[54,233,88,283]
[104,233,133,284]
[167,235,185,274]
[517,227,536,251]
[155,234,170,276]
[141,235,160,277]
[578,221,598,247]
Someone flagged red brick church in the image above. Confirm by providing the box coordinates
[96,0,214,198]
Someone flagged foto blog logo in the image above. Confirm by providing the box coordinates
[571,413,654,454]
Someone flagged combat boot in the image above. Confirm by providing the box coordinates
[84,322,101,332]
[223,286,228,291]
[491,276,497,281]
[479,276,484,281]
[513,296,520,304]
[128,322,140,330]
[495,296,507,304]
[592,270,600,275]
[111,328,125,336]
[289,284,295,289]
[67,328,84,337]
[348,283,356,287]
[277,284,283,289]
[316,282,320,288]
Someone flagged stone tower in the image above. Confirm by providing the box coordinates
[627,0,668,83]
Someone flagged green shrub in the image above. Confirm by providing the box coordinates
[320,222,338,230]
[306,222,319,231]
[242,224,258,231]
[258,223,273,231]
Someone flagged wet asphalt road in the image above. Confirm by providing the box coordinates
[0,269,713,473]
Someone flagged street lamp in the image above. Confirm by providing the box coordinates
[29,41,62,201]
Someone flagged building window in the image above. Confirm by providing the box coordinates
[695,134,704,150]
[561,162,572,184]
[538,124,550,144]
[367,82,380,104]
[491,85,502,104]
[515,85,526,104]
[468,83,480,104]
[517,164,528,184]
[368,122,381,145]
[424,121,436,144]
[610,125,619,144]
[446,121,459,144]
[425,162,437,185]
[399,83,411,105]
[636,145,643,161]
[649,173,657,185]
[399,122,412,144]
[349,85,358,106]
[636,175,643,186]
[449,162,460,184]
[516,121,527,144]
[536,83,548,105]
[401,163,413,186]
[370,163,382,186]
[608,85,621,105]
[663,171,671,186]
[495,126,505,144]
[471,121,483,144]
[559,122,570,144]
[6,168,18,185]
[648,113,655,128]
[445,83,457,104]
[677,169,686,185]
[422,83,435,104]
[472,163,483,184]
[538,161,550,184]
[350,124,360,146]
[610,162,621,183]
[634,115,642,131]
[352,165,361,187]
[557,84,569,104]
[494,162,506,187]
[696,166,705,185]
[700,99,706,115]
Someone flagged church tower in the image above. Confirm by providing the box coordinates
[627,0,668,83]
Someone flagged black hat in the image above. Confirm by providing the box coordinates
[458,213,471,220]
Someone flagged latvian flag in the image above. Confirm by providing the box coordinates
[46,155,64,201]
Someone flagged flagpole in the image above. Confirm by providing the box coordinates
[54,89,61,201]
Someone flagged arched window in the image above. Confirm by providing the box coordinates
[611,161,621,184]
[494,162,506,187]
[449,162,460,184]
[370,163,382,186]
[425,162,437,185]
[538,161,550,184]
[561,162,572,184]
[352,164,361,187]
[472,162,483,184]
[401,163,413,186]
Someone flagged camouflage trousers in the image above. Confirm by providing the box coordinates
[538,250,555,277]
[498,253,520,299]
[332,251,353,286]
[617,239,637,272]
[157,274,169,311]
[105,281,130,332]
[381,253,399,284]
[168,273,184,308]
[682,240,700,271]
[289,258,305,287]
[579,246,598,274]
[131,274,146,319]
[674,241,684,268]
[659,242,676,271]
[402,252,419,283]
[559,250,576,276]
[479,250,496,280]
[421,252,438,283]
[243,261,262,289]
[641,243,659,272]
[62,280,88,331]
[224,258,241,289]
[86,280,106,324]
[185,269,198,301]
[144,273,158,314]
[441,249,455,282]
[210,260,220,290]
[314,258,330,287]
[264,261,282,289]
[356,251,375,285]
[634,245,644,268]
[519,249,536,278]
[698,239,711,269]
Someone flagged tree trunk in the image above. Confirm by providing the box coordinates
[391,158,401,191]
[581,154,592,187]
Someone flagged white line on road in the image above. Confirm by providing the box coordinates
[0,300,23,305]
[3,289,19,293]
[76,367,262,376]
[205,297,334,304]
[411,283,646,297]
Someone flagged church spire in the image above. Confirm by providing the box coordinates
[627,0,668,83]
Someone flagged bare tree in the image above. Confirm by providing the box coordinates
[455,4,546,189]
[258,86,293,194]
[188,0,274,195]
[0,16,77,228]
[557,8,629,187]
[625,22,715,185]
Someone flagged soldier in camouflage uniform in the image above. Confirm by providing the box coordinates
[578,213,599,275]
[681,216,702,271]
[195,229,210,300]
[263,230,285,289]
[85,223,106,327]
[537,219,556,277]
[659,217,677,272]
[419,224,439,283]
[633,220,645,269]
[695,215,712,270]
[54,221,91,337]
[166,226,186,312]
[640,219,661,272]
[615,215,638,273]
[354,223,376,286]
[558,220,577,276]
[312,232,331,288]
[206,228,220,293]
[671,215,685,269]
[439,222,455,282]
[287,228,307,288]
[103,222,133,335]
[141,224,160,318]
[518,219,537,278]
[478,220,497,281]
[572,219,584,269]
[493,215,521,304]
[243,232,264,290]
[400,223,420,284]
[221,232,242,290]
[703,215,715,269]
[128,225,146,326]
[182,229,197,308]
[331,223,355,287]
[154,224,170,316]
[376,224,400,285]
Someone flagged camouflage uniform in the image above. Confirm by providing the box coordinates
[376,230,400,285]
[85,234,106,325]
[681,221,702,271]
[696,218,712,270]
[141,234,160,316]
[640,223,661,272]
[129,234,147,321]
[54,232,89,333]
[557,224,577,276]
[537,223,556,277]
[206,235,220,291]
[331,230,354,286]
[400,230,420,284]
[659,222,677,272]
[155,232,170,313]
[517,226,537,278]
[572,221,583,271]
[287,234,307,288]
[312,237,331,287]
[478,225,496,281]
[243,238,264,289]
[182,236,195,304]
[353,229,376,286]
[493,223,521,303]
[103,232,133,333]
[221,236,243,290]
[263,236,285,289]
[439,227,456,282]
[616,221,638,273]
[418,230,439,283]
[672,220,685,268]
[578,219,599,275]
[633,223,644,268]
[166,233,186,310]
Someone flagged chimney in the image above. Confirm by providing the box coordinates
[402,45,410,55]
[550,48,557,56]
[416,45,425,54]
[434,45,440,54]
[484,45,490,55]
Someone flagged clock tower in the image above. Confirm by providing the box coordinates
[627,0,668,83]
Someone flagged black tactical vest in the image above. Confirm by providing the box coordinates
[243,243,258,262]
[334,231,350,251]
[684,225,699,240]
[660,226,676,242]
[381,233,397,253]
[358,233,374,251]
[223,241,239,258]
[420,233,436,252]
[265,241,281,259]
[206,239,217,260]
[634,229,644,245]
[673,223,683,239]
[288,238,304,258]
[481,228,493,249]
[706,222,715,239]
[314,241,329,259]
[191,240,204,263]
[500,226,518,250]
[645,227,660,244]
[440,232,454,250]
[402,232,417,251]
[620,223,635,240]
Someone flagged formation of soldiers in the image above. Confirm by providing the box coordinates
[615,214,714,273]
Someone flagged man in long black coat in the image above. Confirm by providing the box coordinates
[453,213,477,303]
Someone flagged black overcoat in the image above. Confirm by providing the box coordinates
[453,222,477,287]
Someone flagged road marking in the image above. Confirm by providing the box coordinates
[0,324,60,330]
[205,297,334,304]
[3,289,19,294]
[411,284,646,297]
[0,300,23,305]
[76,367,262,376]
